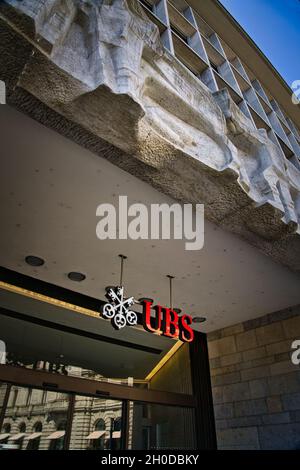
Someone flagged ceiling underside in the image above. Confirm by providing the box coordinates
[1,106,300,333]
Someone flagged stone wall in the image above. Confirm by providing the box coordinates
[207,306,300,449]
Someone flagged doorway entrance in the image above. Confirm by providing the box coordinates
[0,271,216,449]
[0,376,196,450]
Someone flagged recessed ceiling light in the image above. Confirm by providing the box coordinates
[25,255,45,267]
[68,272,86,282]
[193,316,207,323]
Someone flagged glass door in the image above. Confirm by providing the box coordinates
[0,380,198,450]
[69,395,123,450]
[0,383,70,450]
[0,382,125,450]
[129,401,196,450]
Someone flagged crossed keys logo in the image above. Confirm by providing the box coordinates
[102,286,137,330]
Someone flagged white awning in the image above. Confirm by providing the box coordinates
[47,431,65,440]
[27,432,43,441]
[0,433,10,442]
[8,433,26,441]
[85,430,106,440]
[112,431,121,439]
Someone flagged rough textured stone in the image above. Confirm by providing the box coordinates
[221,324,244,338]
[209,357,221,370]
[267,396,283,413]
[266,340,293,356]
[258,423,300,450]
[241,365,271,382]
[222,382,251,403]
[217,427,260,449]
[211,372,241,387]
[255,322,285,346]
[211,365,237,377]
[268,371,300,395]
[234,399,267,417]
[239,356,274,371]
[220,352,242,367]
[227,416,263,428]
[243,315,273,331]
[207,330,222,342]
[215,419,228,430]
[282,392,300,411]
[289,410,300,422]
[209,312,300,449]
[266,307,299,324]
[214,403,234,420]
[236,330,257,352]
[1,0,300,272]
[243,307,300,331]
[249,378,270,399]
[270,360,298,376]
[242,346,266,362]
[262,412,291,425]
[274,352,291,362]
[212,386,223,405]
[208,335,236,359]
[282,316,300,339]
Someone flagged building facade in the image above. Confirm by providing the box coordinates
[0,375,123,450]
[0,0,300,450]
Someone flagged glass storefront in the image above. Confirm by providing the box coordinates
[0,381,196,450]
[0,384,69,450]
[130,402,196,450]
[0,383,124,450]
[0,302,197,449]
[0,282,216,450]
[70,396,123,450]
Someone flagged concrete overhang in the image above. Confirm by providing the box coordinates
[0,0,300,274]
[1,105,300,333]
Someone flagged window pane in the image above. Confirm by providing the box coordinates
[0,382,8,413]
[69,396,123,450]
[1,314,193,395]
[148,343,193,394]
[130,402,196,450]
[1,384,70,450]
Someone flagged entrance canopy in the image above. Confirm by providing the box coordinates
[0,288,176,379]
[1,107,300,332]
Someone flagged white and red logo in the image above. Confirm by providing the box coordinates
[101,287,194,342]
[141,299,194,343]
[102,286,137,330]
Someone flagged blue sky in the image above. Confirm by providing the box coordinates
[220,0,300,87]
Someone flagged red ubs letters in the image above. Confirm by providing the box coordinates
[141,300,194,343]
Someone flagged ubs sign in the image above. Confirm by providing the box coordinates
[101,286,194,342]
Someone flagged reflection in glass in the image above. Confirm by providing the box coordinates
[0,385,70,450]
[148,343,193,395]
[0,382,8,414]
[130,402,196,450]
[69,396,122,450]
